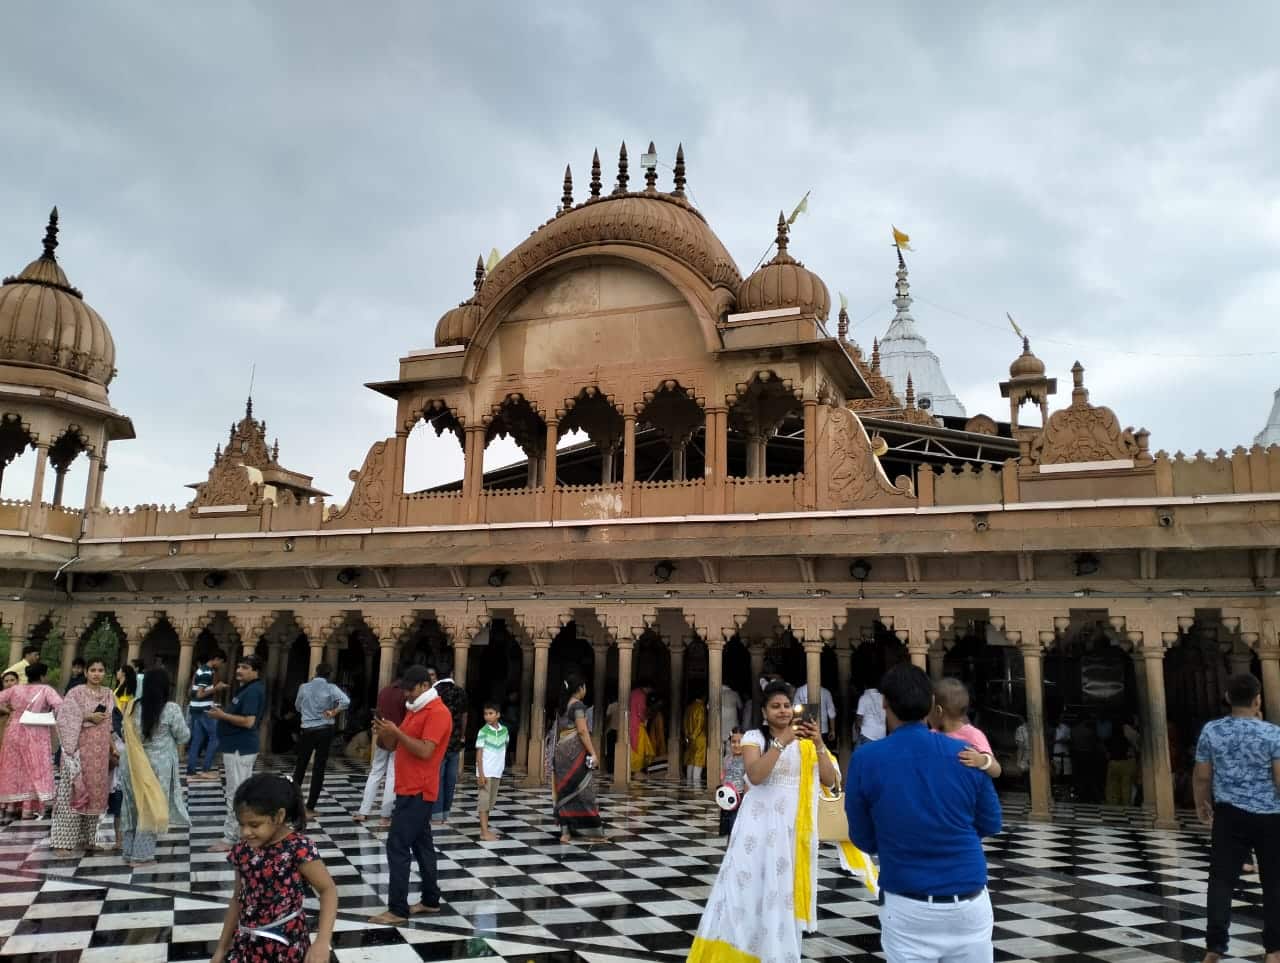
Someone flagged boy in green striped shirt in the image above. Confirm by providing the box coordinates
[475,702,510,841]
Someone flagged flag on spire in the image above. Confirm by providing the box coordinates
[892,225,913,251]
[839,292,848,312]
[485,247,501,274]
[787,190,811,225]
[1006,312,1024,338]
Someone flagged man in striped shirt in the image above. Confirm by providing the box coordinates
[187,649,227,779]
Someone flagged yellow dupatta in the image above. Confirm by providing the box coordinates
[793,739,819,927]
[122,701,171,833]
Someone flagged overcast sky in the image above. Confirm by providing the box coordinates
[2,2,1276,509]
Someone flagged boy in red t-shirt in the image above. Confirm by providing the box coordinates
[369,665,453,924]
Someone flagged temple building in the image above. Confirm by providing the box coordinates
[874,249,966,419]
[1256,385,1280,446]
[2,145,1278,835]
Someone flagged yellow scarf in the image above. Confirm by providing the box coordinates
[793,738,818,927]
[122,701,171,833]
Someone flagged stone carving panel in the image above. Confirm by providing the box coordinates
[825,407,914,507]
[327,438,392,527]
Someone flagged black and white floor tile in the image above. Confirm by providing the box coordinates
[0,760,1269,962]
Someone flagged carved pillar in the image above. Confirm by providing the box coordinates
[836,637,854,769]
[378,636,398,690]
[803,639,823,701]
[748,639,766,717]
[622,412,637,495]
[613,634,635,787]
[671,442,687,482]
[706,406,728,512]
[802,397,818,508]
[308,633,326,677]
[591,638,609,763]
[706,634,725,788]
[60,623,79,689]
[1130,651,1156,811]
[668,637,685,780]
[126,628,144,666]
[462,425,486,523]
[174,628,197,703]
[524,631,552,787]
[1133,630,1177,829]
[1017,630,1053,822]
[1258,629,1280,724]
[515,640,534,769]
[51,466,67,507]
[927,644,946,681]
[453,639,471,688]
[6,614,23,666]
[82,452,102,512]
[907,638,929,672]
[542,417,559,519]
[28,442,48,507]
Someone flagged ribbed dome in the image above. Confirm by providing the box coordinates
[736,213,829,320]
[1009,337,1046,378]
[434,256,486,347]
[0,210,117,387]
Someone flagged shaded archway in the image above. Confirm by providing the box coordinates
[484,394,547,489]
[560,388,625,484]
[637,381,705,482]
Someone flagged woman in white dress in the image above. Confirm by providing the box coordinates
[688,680,839,963]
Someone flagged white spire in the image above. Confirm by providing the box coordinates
[877,248,967,418]
[1256,386,1280,446]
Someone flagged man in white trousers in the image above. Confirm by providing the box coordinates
[356,668,407,827]
[846,663,1003,962]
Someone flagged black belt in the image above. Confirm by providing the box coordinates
[890,888,984,904]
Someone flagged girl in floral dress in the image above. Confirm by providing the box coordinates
[212,774,337,963]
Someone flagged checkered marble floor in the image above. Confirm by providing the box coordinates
[0,759,1269,963]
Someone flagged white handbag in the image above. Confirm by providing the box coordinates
[19,692,56,727]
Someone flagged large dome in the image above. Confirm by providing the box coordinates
[0,210,117,388]
[736,213,830,320]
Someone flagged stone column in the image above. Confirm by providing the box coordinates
[927,644,946,681]
[803,639,823,700]
[524,632,552,787]
[60,623,78,690]
[835,638,854,769]
[747,638,767,717]
[907,638,929,672]
[591,638,609,758]
[668,638,686,780]
[801,398,818,508]
[1258,642,1280,724]
[308,634,326,677]
[453,639,471,688]
[82,452,102,512]
[541,417,558,519]
[462,425,486,523]
[51,466,66,507]
[1130,651,1156,811]
[622,412,637,491]
[515,641,534,770]
[378,637,397,690]
[1018,630,1053,822]
[613,634,635,788]
[706,634,725,788]
[175,628,197,703]
[1134,631,1177,829]
[126,630,144,666]
[6,614,23,667]
[28,442,49,506]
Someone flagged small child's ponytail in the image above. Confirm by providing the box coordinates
[233,773,307,831]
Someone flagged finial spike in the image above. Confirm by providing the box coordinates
[473,255,485,294]
[272,438,280,462]
[644,141,657,192]
[672,143,686,197]
[561,164,574,211]
[1022,335,1030,353]
[246,395,253,419]
[905,373,916,408]
[42,207,59,261]
[837,305,849,342]
[775,211,789,255]
[613,141,629,195]
[590,149,602,198]
[871,337,881,372]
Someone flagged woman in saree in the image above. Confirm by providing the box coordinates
[552,672,605,844]
[628,685,655,774]
[0,662,62,822]
[688,680,839,963]
[51,657,113,855]
[119,668,190,866]
[0,671,20,751]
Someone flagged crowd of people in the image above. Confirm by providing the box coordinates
[0,638,1274,963]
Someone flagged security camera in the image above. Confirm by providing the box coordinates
[1157,510,1174,528]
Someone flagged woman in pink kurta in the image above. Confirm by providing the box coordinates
[0,662,63,820]
[51,658,113,853]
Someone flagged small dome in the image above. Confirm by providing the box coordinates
[433,256,486,347]
[1009,336,1046,378]
[736,213,829,320]
[0,209,117,387]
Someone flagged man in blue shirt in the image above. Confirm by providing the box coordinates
[206,654,266,851]
[293,663,351,818]
[186,649,227,779]
[846,663,1002,963]
[1193,672,1280,963]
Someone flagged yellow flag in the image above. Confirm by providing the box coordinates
[892,225,913,251]
[839,291,848,312]
[485,247,501,273]
[787,190,810,225]
[1007,312,1024,338]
